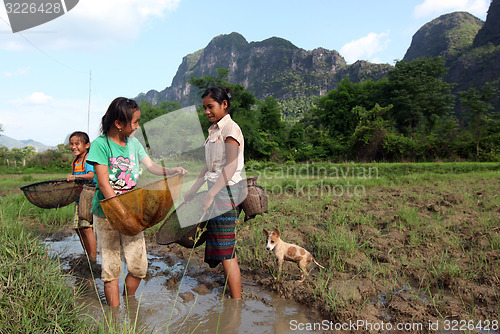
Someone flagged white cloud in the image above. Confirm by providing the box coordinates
[4,66,30,77]
[414,0,489,19]
[340,31,391,64]
[2,40,25,51]
[0,96,103,145]
[27,92,52,104]
[0,0,181,50]
[9,92,53,105]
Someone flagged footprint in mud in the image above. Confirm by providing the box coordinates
[192,284,211,295]
[67,255,101,278]
[178,292,195,302]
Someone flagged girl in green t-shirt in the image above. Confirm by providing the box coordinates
[87,97,186,307]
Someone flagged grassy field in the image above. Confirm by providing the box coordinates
[0,174,147,333]
[234,162,500,329]
[1,162,499,332]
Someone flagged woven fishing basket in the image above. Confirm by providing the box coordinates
[239,176,268,221]
[20,179,89,209]
[78,184,96,223]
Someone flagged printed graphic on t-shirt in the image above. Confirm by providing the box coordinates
[109,155,139,192]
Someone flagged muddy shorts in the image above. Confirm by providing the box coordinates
[94,215,148,282]
[73,203,92,229]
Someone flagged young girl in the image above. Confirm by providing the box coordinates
[66,131,97,262]
[184,86,244,299]
[87,97,186,307]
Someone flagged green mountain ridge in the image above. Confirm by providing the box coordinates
[404,3,500,111]
[136,32,391,116]
[136,1,500,117]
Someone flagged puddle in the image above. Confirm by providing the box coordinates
[44,232,320,334]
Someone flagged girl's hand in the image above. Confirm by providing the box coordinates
[172,167,188,175]
[183,188,197,202]
[67,175,75,182]
[202,192,215,212]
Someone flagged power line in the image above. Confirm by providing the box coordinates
[0,14,87,74]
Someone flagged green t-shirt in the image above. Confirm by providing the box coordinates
[87,135,148,217]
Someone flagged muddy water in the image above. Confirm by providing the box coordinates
[44,232,319,334]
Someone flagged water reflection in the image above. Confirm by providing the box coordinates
[44,232,320,334]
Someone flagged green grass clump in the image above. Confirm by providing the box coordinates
[0,197,91,332]
[0,177,151,333]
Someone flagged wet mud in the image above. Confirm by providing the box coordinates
[44,231,321,334]
[43,179,500,334]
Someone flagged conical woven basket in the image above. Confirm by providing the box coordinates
[20,179,89,209]
[156,191,209,248]
[239,177,268,221]
[78,184,96,222]
[100,174,184,236]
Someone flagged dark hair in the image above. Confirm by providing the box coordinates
[69,131,90,144]
[100,97,140,135]
[202,86,232,112]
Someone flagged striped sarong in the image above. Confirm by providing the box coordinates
[204,185,240,268]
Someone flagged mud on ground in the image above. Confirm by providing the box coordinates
[48,177,499,334]
[232,179,499,333]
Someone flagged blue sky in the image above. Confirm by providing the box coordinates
[0,0,489,146]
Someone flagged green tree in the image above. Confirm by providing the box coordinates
[350,104,393,161]
[139,100,182,125]
[308,78,387,142]
[9,148,23,161]
[311,77,361,140]
[385,57,454,135]
[285,123,305,151]
[459,83,498,158]
[427,116,462,159]
[0,146,8,163]
[258,96,286,148]
[189,69,277,160]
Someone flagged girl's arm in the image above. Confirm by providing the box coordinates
[140,156,187,176]
[202,137,239,211]
[67,171,94,182]
[184,165,209,202]
[94,164,116,199]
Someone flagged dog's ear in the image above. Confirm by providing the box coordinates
[263,228,270,236]
[273,228,280,236]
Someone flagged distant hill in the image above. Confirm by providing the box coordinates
[404,2,500,113]
[136,32,391,119]
[473,0,500,47]
[403,12,484,61]
[0,135,53,152]
[136,0,500,118]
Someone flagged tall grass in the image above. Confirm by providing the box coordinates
[0,195,91,332]
[0,178,151,333]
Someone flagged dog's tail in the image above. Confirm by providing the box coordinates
[313,258,325,269]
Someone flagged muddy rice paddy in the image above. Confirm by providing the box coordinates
[40,171,499,334]
[44,230,320,333]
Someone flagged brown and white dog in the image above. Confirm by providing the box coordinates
[263,228,324,281]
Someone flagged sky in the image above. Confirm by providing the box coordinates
[0,0,490,147]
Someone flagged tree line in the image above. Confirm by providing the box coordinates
[184,59,499,162]
[1,57,499,170]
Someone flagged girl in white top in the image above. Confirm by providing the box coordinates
[184,86,244,299]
